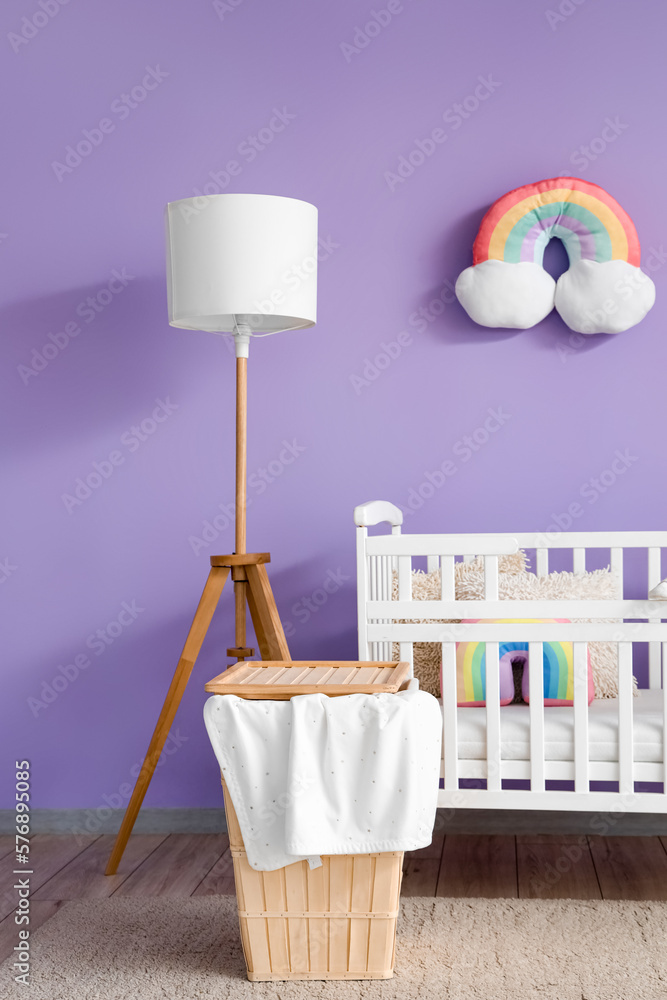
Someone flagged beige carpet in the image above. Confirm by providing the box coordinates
[3,896,667,999]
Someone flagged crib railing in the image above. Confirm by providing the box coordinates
[435,622,666,794]
[354,501,667,812]
[368,618,667,811]
[355,501,667,687]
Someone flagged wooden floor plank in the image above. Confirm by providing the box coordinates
[0,900,65,964]
[516,834,585,845]
[589,836,667,900]
[401,858,439,897]
[436,835,517,899]
[406,830,445,861]
[0,837,16,861]
[112,834,225,898]
[191,838,233,896]
[0,835,98,921]
[33,835,168,900]
[0,832,661,920]
[517,839,601,899]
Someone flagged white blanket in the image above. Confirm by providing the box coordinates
[203,689,442,871]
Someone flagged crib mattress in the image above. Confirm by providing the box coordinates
[451,689,665,763]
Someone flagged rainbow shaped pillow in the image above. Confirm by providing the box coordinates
[452,619,595,707]
[455,177,655,334]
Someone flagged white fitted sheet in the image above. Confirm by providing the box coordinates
[452,689,665,763]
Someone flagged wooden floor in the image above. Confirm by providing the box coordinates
[2,832,667,962]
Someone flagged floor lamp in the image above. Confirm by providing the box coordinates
[105,193,318,875]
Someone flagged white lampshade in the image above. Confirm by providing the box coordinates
[165,193,318,334]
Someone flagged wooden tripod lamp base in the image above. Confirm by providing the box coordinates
[104,551,289,876]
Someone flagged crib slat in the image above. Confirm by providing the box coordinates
[536,548,548,577]
[397,556,411,598]
[441,556,455,601]
[383,555,391,661]
[573,642,589,793]
[610,547,624,598]
[397,643,414,673]
[484,556,499,601]
[528,642,545,792]
[358,551,370,660]
[441,641,458,790]
[649,548,661,689]
[618,642,634,795]
[573,548,586,574]
[662,643,667,795]
[370,556,379,662]
[427,555,439,573]
[485,642,501,792]
[397,555,413,675]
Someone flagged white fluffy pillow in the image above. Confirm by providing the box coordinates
[554,259,656,334]
[455,260,556,329]
[392,554,632,700]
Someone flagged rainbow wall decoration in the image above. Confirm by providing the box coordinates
[455,176,655,334]
[473,177,641,268]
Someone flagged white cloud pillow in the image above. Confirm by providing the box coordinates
[456,258,655,334]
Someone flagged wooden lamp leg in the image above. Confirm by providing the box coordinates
[105,566,230,875]
[246,562,290,660]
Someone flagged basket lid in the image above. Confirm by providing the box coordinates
[205,661,410,699]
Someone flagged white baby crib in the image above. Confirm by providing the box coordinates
[355,500,667,814]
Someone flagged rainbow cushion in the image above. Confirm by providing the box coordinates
[455,177,655,334]
[452,619,595,707]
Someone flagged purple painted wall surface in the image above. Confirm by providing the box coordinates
[3,0,667,809]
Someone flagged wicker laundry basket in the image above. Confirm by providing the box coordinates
[222,778,403,981]
[206,661,410,981]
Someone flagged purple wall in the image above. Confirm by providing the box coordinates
[3,0,667,809]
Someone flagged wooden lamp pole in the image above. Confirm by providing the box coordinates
[230,327,252,661]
